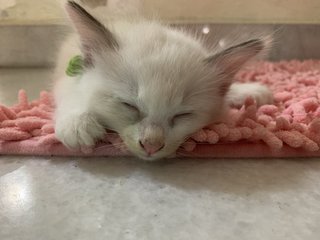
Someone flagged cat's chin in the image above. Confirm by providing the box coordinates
[134,152,164,161]
[132,150,174,161]
[138,155,161,161]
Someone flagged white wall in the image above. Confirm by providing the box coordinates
[1,0,320,25]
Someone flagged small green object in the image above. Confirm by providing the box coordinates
[66,55,84,77]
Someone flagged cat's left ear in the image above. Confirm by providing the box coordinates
[205,39,265,95]
[65,1,118,66]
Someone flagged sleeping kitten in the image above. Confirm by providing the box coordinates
[54,1,273,160]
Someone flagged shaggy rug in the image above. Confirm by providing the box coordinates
[1,60,320,158]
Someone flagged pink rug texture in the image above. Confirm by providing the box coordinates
[1,60,320,158]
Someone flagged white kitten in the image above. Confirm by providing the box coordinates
[54,1,273,160]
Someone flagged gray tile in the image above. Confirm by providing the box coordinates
[2,24,320,68]
[1,157,320,240]
[0,25,69,67]
[0,68,52,105]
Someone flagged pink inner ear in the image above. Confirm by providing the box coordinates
[66,2,105,44]
[209,40,265,97]
[65,1,118,62]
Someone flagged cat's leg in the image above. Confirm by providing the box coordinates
[55,110,106,149]
[54,81,106,149]
[227,83,273,108]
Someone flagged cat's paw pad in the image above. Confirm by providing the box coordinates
[227,83,273,108]
[55,113,105,149]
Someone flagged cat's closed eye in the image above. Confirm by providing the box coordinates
[170,112,193,126]
[121,102,139,112]
[120,101,141,122]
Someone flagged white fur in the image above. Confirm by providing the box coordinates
[227,83,273,108]
[54,2,273,160]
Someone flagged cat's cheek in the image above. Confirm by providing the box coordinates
[172,120,205,137]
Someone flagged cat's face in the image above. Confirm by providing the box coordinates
[89,42,226,160]
[66,1,265,160]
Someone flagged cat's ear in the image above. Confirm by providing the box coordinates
[205,39,264,95]
[65,1,118,66]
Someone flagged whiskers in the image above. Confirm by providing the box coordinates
[94,142,128,151]
[92,129,129,151]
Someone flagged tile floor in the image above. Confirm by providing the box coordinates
[0,69,320,240]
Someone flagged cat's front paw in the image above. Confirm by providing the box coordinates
[227,83,273,108]
[55,113,105,149]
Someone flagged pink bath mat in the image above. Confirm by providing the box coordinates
[1,60,320,158]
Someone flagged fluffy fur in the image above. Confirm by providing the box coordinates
[54,1,273,160]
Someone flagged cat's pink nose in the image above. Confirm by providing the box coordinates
[139,141,164,155]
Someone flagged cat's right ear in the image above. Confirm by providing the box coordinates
[65,1,118,66]
[205,39,265,95]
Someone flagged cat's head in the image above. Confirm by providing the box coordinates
[65,1,266,160]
